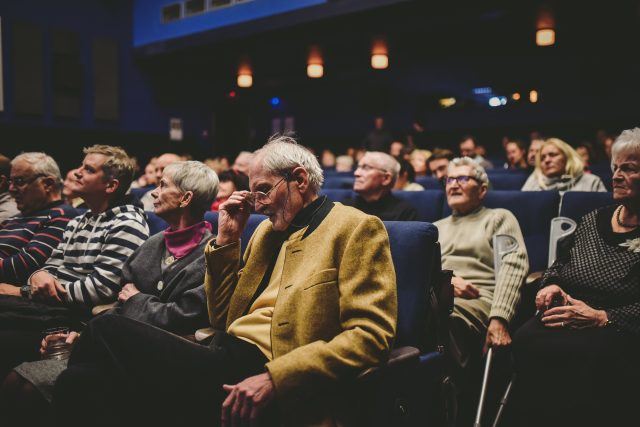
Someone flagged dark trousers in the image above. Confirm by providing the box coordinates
[52,314,268,427]
[512,317,640,427]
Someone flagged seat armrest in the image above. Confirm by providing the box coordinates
[358,346,420,380]
[195,327,216,343]
[526,271,542,285]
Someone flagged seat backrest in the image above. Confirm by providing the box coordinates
[131,185,154,201]
[486,172,529,191]
[559,191,615,222]
[320,189,354,203]
[442,191,561,272]
[203,212,268,256]
[492,234,520,275]
[384,221,440,350]
[323,176,355,189]
[415,176,444,190]
[392,190,445,223]
[589,164,613,191]
[145,211,169,235]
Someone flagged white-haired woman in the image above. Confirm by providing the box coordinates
[521,138,607,192]
[0,161,218,426]
[513,128,640,426]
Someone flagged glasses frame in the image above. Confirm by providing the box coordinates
[356,163,389,174]
[445,175,479,186]
[247,175,287,205]
[8,174,47,187]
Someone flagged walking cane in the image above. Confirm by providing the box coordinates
[473,346,495,427]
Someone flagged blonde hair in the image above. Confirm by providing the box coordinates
[83,145,135,198]
[533,138,584,188]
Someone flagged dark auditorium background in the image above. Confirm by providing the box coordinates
[0,0,639,171]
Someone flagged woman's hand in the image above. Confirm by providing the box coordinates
[217,191,252,246]
[39,331,80,355]
[118,283,140,303]
[535,284,568,311]
[541,295,608,329]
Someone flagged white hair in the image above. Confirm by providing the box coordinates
[365,151,401,186]
[254,135,324,193]
[163,161,219,218]
[448,156,490,185]
[611,128,640,170]
[11,152,62,183]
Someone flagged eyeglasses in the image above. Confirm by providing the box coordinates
[247,176,287,205]
[357,164,389,174]
[445,175,478,186]
[8,174,47,187]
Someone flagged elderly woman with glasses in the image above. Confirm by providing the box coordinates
[0,161,218,426]
[512,128,640,426]
[435,157,529,388]
[521,137,607,193]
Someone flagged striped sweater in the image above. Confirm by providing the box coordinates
[40,202,149,307]
[0,201,78,285]
[435,206,529,322]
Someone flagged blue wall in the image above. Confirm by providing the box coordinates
[133,0,326,47]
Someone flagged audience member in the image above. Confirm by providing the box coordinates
[389,140,405,157]
[344,151,418,221]
[0,154,18,222]
[211,169,249,212]
[513,128,640,426]
[363,116,393,152]
[459,135,494,169]
[53,135,397,427]
[335,155,354,172]
[522,138,607,192]
[140,153,181,210]
[0,160,218,426]
[575,141,596,173]
[427,148,455,181]
[527,137,544,168]
[435,157,528,378]
[504,139,529,170]
[407,118,427,148]
[232,151,254,176]
[61,169,84,208]
[320,149,336,169]
[0,153,77,287]
[410,148,432,177]
[0,145,149,379]
[394,158,425,191]
[603,134,616,160]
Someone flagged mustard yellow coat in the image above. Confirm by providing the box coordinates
[204,203,397,426]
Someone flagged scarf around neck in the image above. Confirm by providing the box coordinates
[164,221,212,259]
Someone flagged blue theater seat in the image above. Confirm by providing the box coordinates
[415,176,444,190]
[487,172,529,190]
[442,191,561,272]
[145,211,169,235]
[130,185,154,201]
[322,176,355,189]
[203,211,267,255]
[559,191,615,222]
[320,189,445,223]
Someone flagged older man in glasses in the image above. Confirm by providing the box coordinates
[435,157,528,384]
[53,135,397,427]
[0,153,77,289]
[344,151,417,221]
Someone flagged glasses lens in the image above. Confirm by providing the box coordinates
[458,176,470,184]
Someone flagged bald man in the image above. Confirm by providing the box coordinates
[343,151,417,221]
[139,153,181,210]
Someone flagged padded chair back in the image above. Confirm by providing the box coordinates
[487,172,528,191]
[204,212,268,256]
[442,191,561,272]
[559,191,615,222]
[320,189,354,203]
[383,221,440,350]
[589,164,614,191]
[392,190,445,223]
[145,211,169,235]
[415,176,444,190]
[323,176,355,189]
[548,217,577,267]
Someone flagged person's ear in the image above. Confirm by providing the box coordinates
[41,176,57,193]
[105,178,120,195]
[291,166,309,192]
[180,191,193,207]
[478,183,489,200]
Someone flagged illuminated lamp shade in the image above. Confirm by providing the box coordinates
[529,90,539,103]
[512,92,521,101]
[536,28,555,46]
[237,63,253,88]
[307,46,324,78]
[371,37,389,69]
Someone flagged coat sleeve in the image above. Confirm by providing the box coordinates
[265,216,397,404]
[204,240,242,330]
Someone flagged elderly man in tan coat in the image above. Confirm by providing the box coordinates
[51,135,397,427]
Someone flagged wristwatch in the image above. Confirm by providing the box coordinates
[20,285,31,299]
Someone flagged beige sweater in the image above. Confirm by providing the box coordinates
[435,206,529,322]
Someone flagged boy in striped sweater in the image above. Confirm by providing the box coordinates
[0,153,77,288]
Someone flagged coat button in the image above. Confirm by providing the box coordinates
[157,281,164,291]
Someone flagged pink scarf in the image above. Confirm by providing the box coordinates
[163,221,212,259]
